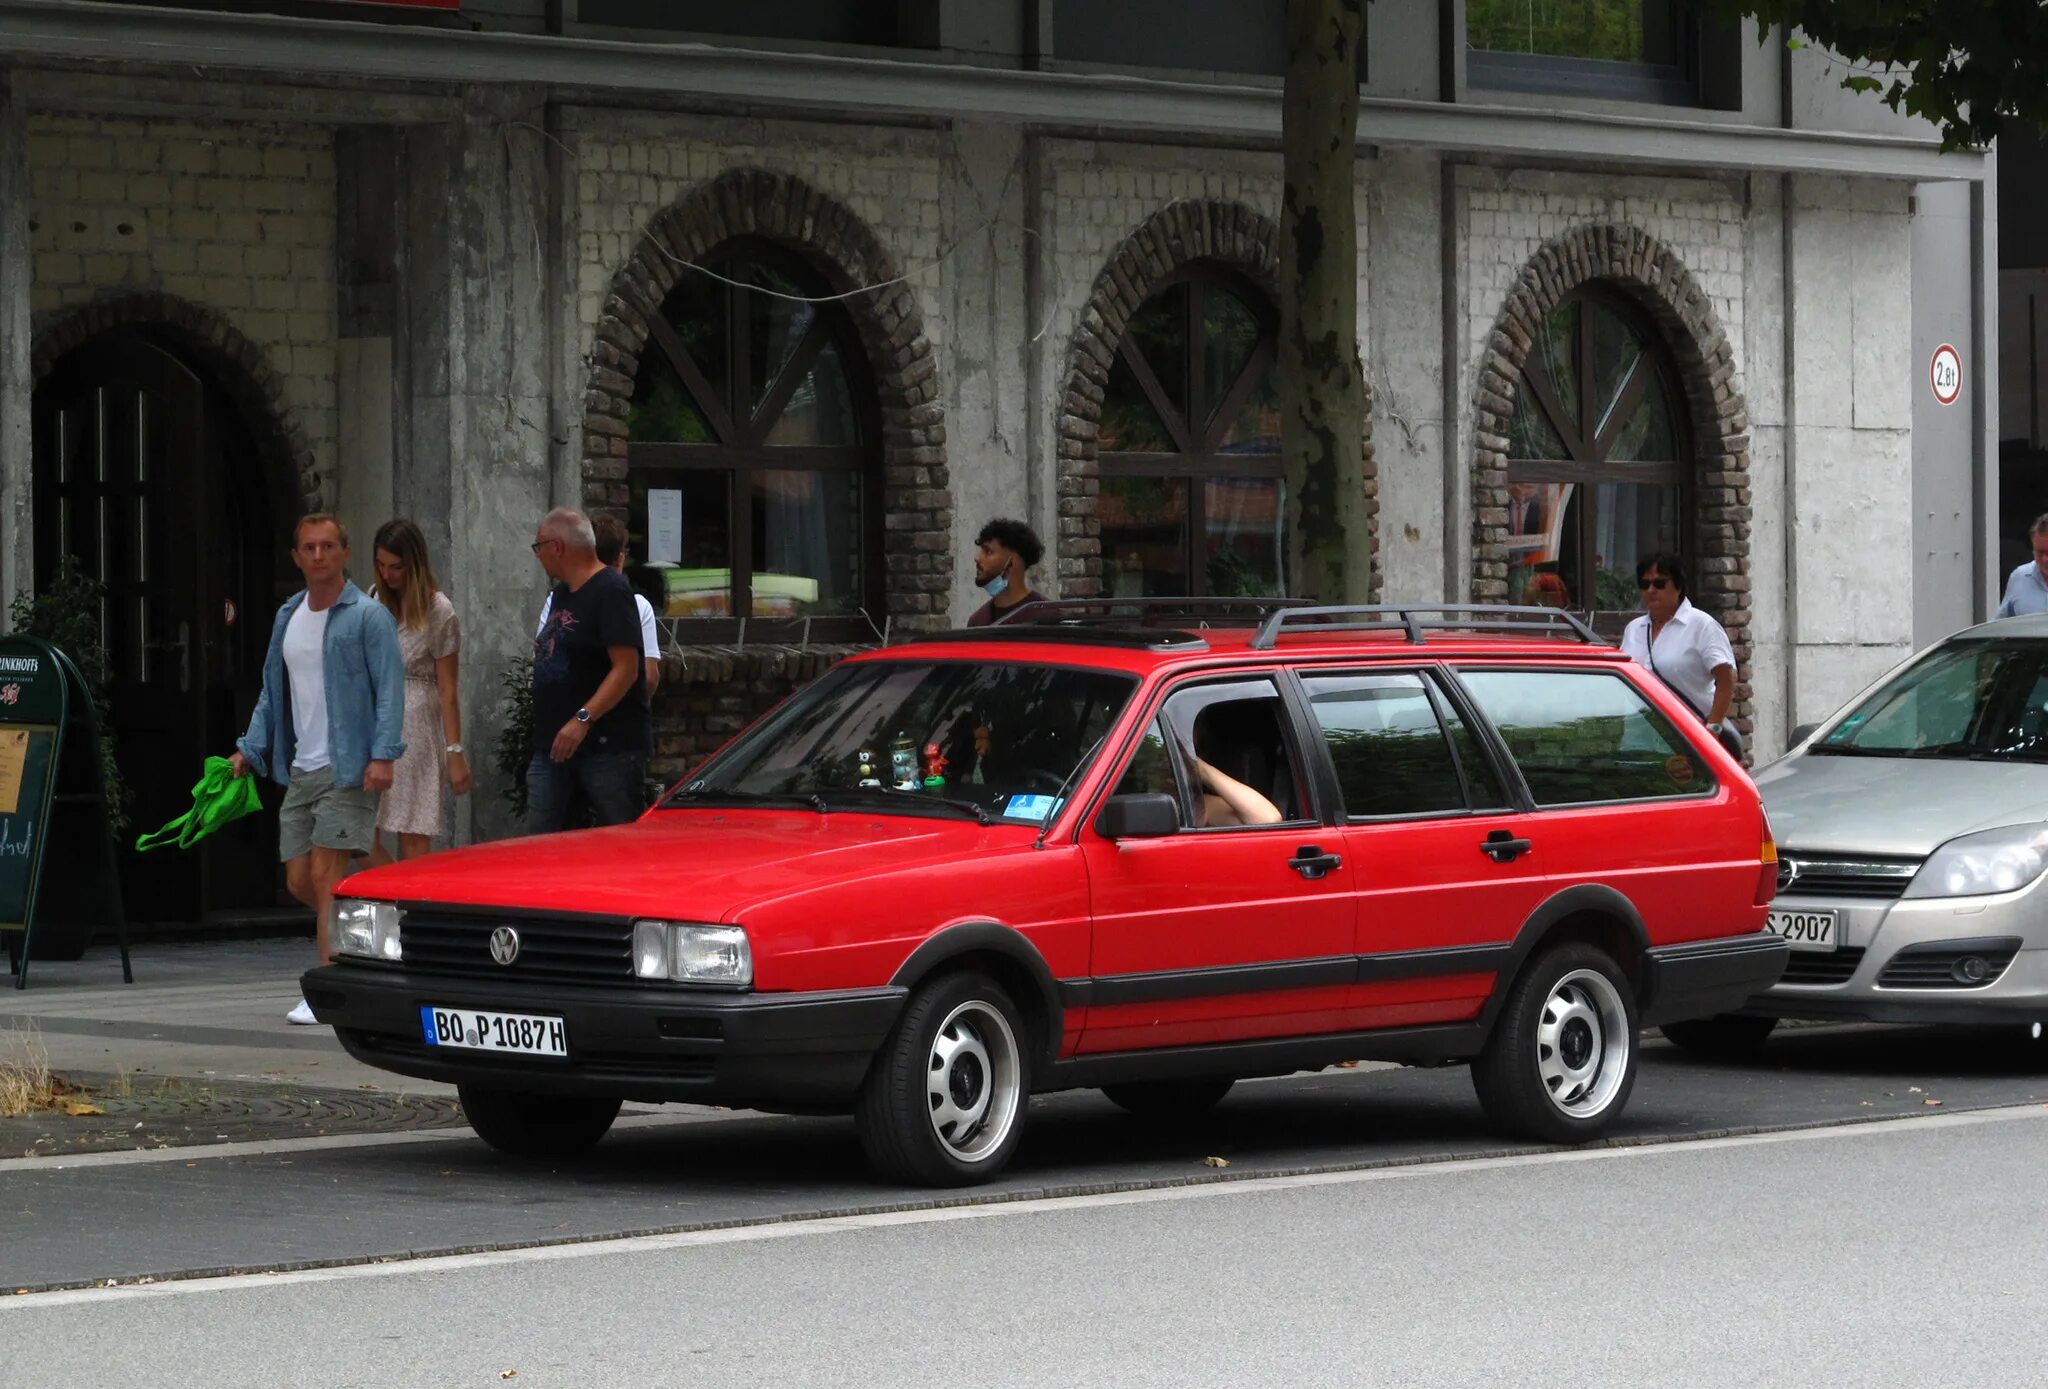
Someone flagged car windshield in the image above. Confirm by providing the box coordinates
[1815,638,2048,762]
[664,659,1137,824]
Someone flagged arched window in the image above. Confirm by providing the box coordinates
[1503,287,1691,628]
[625,241,881,638]
[1098,268,1284,599]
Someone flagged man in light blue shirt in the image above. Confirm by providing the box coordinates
[1996,514,2048,618]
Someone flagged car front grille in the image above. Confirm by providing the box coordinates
[399,907,634,983]
[1876,939,2023,990]
[1778,947,1865,987]
[1777,855,1920,901]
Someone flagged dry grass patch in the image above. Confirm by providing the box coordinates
[0,1020,57,1117]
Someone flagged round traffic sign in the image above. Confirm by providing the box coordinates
[1930,343,1962,406]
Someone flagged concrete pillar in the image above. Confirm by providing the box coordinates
[400,89,556,843]
[0,76,32,617]
[942,122,1029,621]
[1366,148,1448,603]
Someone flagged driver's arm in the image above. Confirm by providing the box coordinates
[1191,756,1282,826]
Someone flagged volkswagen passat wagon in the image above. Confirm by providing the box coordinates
[305,601,1785,1185]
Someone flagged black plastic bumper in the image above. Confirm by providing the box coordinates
[301,963,905,1108]
[1639,932,1791,1027]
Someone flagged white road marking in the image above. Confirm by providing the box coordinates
[7,1102,2042,1308]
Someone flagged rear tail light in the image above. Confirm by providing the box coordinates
[1756,815,1779,907]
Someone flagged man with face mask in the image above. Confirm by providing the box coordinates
[966,517,1045,626]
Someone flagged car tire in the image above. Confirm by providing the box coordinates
[458,1084,621,1159]
[1101,1077,1236,1119]
[855,971,1030,1187]
[1471,942,1638,1144]
[1659,1013,1778,1057]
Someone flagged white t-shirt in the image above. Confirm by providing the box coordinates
[283,600,332,773]
[537,589,659,659]
[1620,598,1736,722]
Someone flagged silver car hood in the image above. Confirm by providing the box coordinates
[1756,754,2048,858]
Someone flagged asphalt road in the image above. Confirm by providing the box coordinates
[4,1022,2047,1297]
[6,1102,2046,1388]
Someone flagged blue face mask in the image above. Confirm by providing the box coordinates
[982,574,1009,600]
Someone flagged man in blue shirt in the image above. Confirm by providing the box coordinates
[1996,515,2048,618]
[230,514,406,1023]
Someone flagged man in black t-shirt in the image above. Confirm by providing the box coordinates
[528,507,647,830]
[966,518,1045,627]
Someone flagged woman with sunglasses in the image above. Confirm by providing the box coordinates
[1619,551,1738,751]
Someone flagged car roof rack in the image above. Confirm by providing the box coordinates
[993,597,1317,628]
[907,624,1210,652]
[1249,604,1604,650]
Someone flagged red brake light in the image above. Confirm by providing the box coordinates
[1756,815,1779,906]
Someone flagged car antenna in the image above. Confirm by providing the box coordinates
[1034,734,1106,852]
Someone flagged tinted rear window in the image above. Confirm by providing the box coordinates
[1458,669,1713,805]
[1304,673,1505,817]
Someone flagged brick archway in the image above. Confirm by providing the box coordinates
[1470,224,1753,733]
[32,292,318,514]
[1056,198,1378,600]
[580,168,949,630]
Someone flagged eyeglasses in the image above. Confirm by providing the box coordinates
[1637,577,1672,591]
[529,538,559,553]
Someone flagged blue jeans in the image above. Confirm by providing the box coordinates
[525,750,646,832]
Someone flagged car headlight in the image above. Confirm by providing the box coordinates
[632,921,751,986]
[1904,824,2048,899]
[333,899,404,961]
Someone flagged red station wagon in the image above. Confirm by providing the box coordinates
[306,602,1788,1186]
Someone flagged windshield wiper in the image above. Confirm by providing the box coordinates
[819,787,991,824]
[661,788,827,813]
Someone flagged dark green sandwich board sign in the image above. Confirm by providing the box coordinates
[0,635,131,989]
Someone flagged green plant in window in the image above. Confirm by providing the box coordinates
[1205,544,1280,599]
[1466,0,1648,62]
[626,370,713,445]
[1595,566,1642,612]
[6,555,128,836]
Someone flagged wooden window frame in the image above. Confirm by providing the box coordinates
[623,238,884,643]
[1504,286,1694,630]
[1097,264,1282,598]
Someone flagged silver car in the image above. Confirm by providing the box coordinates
[1662,616,2048,1055]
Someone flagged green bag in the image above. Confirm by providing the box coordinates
[133,756,264,852]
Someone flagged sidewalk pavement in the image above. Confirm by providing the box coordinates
[2,937,462,1158]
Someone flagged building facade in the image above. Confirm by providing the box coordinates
[0,0,1996,927]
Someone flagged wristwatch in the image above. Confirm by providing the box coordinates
[444,743,464,755]
[574,707,592,724]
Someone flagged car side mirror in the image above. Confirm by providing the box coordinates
[1095,792,1180,840]
[1790,723,1819,746]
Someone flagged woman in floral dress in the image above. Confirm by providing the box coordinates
[368,518,472,861]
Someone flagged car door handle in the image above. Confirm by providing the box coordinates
[1289,845,1342,880]
[1481,830,1532,864]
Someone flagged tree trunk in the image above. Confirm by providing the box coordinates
[1279,0,1369,604]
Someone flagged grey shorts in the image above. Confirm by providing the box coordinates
[278,765,378,862]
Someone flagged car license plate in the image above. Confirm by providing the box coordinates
[1766,909,1837,952]
[421,1006,568,1057]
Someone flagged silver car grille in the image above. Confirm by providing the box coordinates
[1776,854,1920,901]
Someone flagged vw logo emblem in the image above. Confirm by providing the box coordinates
[1777,858,1800,893]
[488,926,521,966]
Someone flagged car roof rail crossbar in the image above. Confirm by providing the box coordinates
[907,624,1210,652]
[1249,604,1604,650]
[993,596,1318,629]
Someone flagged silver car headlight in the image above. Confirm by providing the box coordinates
[1904,824,2048,899]
[632,920,751,986]
[333,899,404,961]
